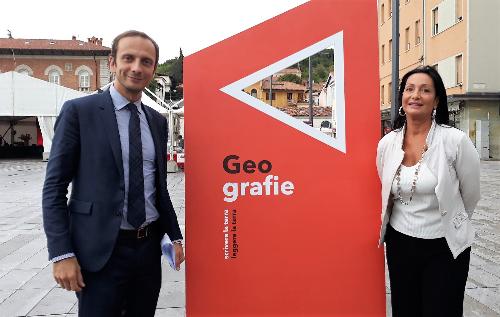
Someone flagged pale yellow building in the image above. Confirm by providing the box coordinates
[243,79,306,108]
[379,0,500,159]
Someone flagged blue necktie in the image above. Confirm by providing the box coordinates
[126,103,145,229]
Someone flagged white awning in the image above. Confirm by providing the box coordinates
[0,71,87,116]
[0,71,171,159]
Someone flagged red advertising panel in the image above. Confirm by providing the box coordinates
[185,0,384,315]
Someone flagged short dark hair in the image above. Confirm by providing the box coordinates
[393,65,449,129]
[110,30,159,67]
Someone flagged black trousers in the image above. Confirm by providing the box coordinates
[385,225,470,317]
[76,226,162,317]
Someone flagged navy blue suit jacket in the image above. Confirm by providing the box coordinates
[42,90,182,272]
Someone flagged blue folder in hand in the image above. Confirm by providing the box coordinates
[161,234,177,270]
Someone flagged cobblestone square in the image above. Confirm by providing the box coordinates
[0,159,498,316]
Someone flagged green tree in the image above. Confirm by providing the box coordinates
[277,74,302,84]
[156,61,173,75]
[155,48,184,100]
[170,48,184,84]
[313,65,328,83]
[298,48,334,83]
[145,79,158,100]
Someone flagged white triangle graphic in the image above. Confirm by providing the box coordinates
[220,31,346,153]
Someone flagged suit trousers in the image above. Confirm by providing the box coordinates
[76,224,162,317]
[385,225,470,317]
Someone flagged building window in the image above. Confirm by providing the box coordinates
[265,92,275,100]
[15,64,34,76]
[415,20,421,45]
[18,69,31,76]
[48,70,60,85]
[388,82,392,104]
[455,55,463,85]
[381,3,385,24]
[456,0,463,22]
[65,63,73,71]
[388,39,392,61]
[287,92,293,101]
[250,89,257,98]
[44,65,63,85]
[74,65,94,91]
[405,27,410,51]
[432,8,439,35]
[381,44,385,64]
[388,0,392,18]
[78,70,90,91]
[381,85,385,104]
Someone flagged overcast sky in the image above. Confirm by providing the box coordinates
[2,0,308,62]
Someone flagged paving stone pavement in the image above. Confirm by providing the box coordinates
[0,159,498,316]
[0,159,185,317]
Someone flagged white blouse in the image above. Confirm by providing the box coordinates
[390,162,444,239]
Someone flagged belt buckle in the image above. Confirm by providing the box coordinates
[137,226,148,239]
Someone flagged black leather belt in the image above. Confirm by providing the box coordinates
[119,222,157,240]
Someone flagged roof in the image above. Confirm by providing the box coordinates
[261,80,306,91]
[323,71,335,89]
[448,92,500,102]
[155,75,172,85]
[275,67,302,77]
[278,106,332,117]
[0,37,110,56]
[312,82,324,92]
[303,81,326,93]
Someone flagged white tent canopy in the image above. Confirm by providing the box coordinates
[1,71,87,158]
[0,71,86,117]
[0,71,169,159]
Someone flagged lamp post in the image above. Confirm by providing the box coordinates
[308,57,313,126]
[168,89,177,104]
[391,0,400,126]
[269,76,273,107]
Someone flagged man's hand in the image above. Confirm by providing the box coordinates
[53,257,85,291]
[174,243,185,271]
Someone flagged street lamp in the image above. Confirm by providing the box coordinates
[168,89,177,104]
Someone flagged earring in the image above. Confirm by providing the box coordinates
[399,106,406,116]
[432,108,436,119]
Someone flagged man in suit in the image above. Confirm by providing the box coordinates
[42,30,184,317]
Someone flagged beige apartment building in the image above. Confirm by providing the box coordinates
[379,0,500,159]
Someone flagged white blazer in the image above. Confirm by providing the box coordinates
[376,121,480,258]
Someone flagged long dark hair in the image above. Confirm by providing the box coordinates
[393,66,449,129]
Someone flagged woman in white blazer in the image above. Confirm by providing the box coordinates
[376,66,480,317]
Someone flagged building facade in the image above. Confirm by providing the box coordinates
[0,36,111,157]
[378,0,500,159]
[0,36,111,92]
[243,78,307,108]
[154,75,173,102]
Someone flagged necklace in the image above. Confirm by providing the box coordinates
[394,144,428,205]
